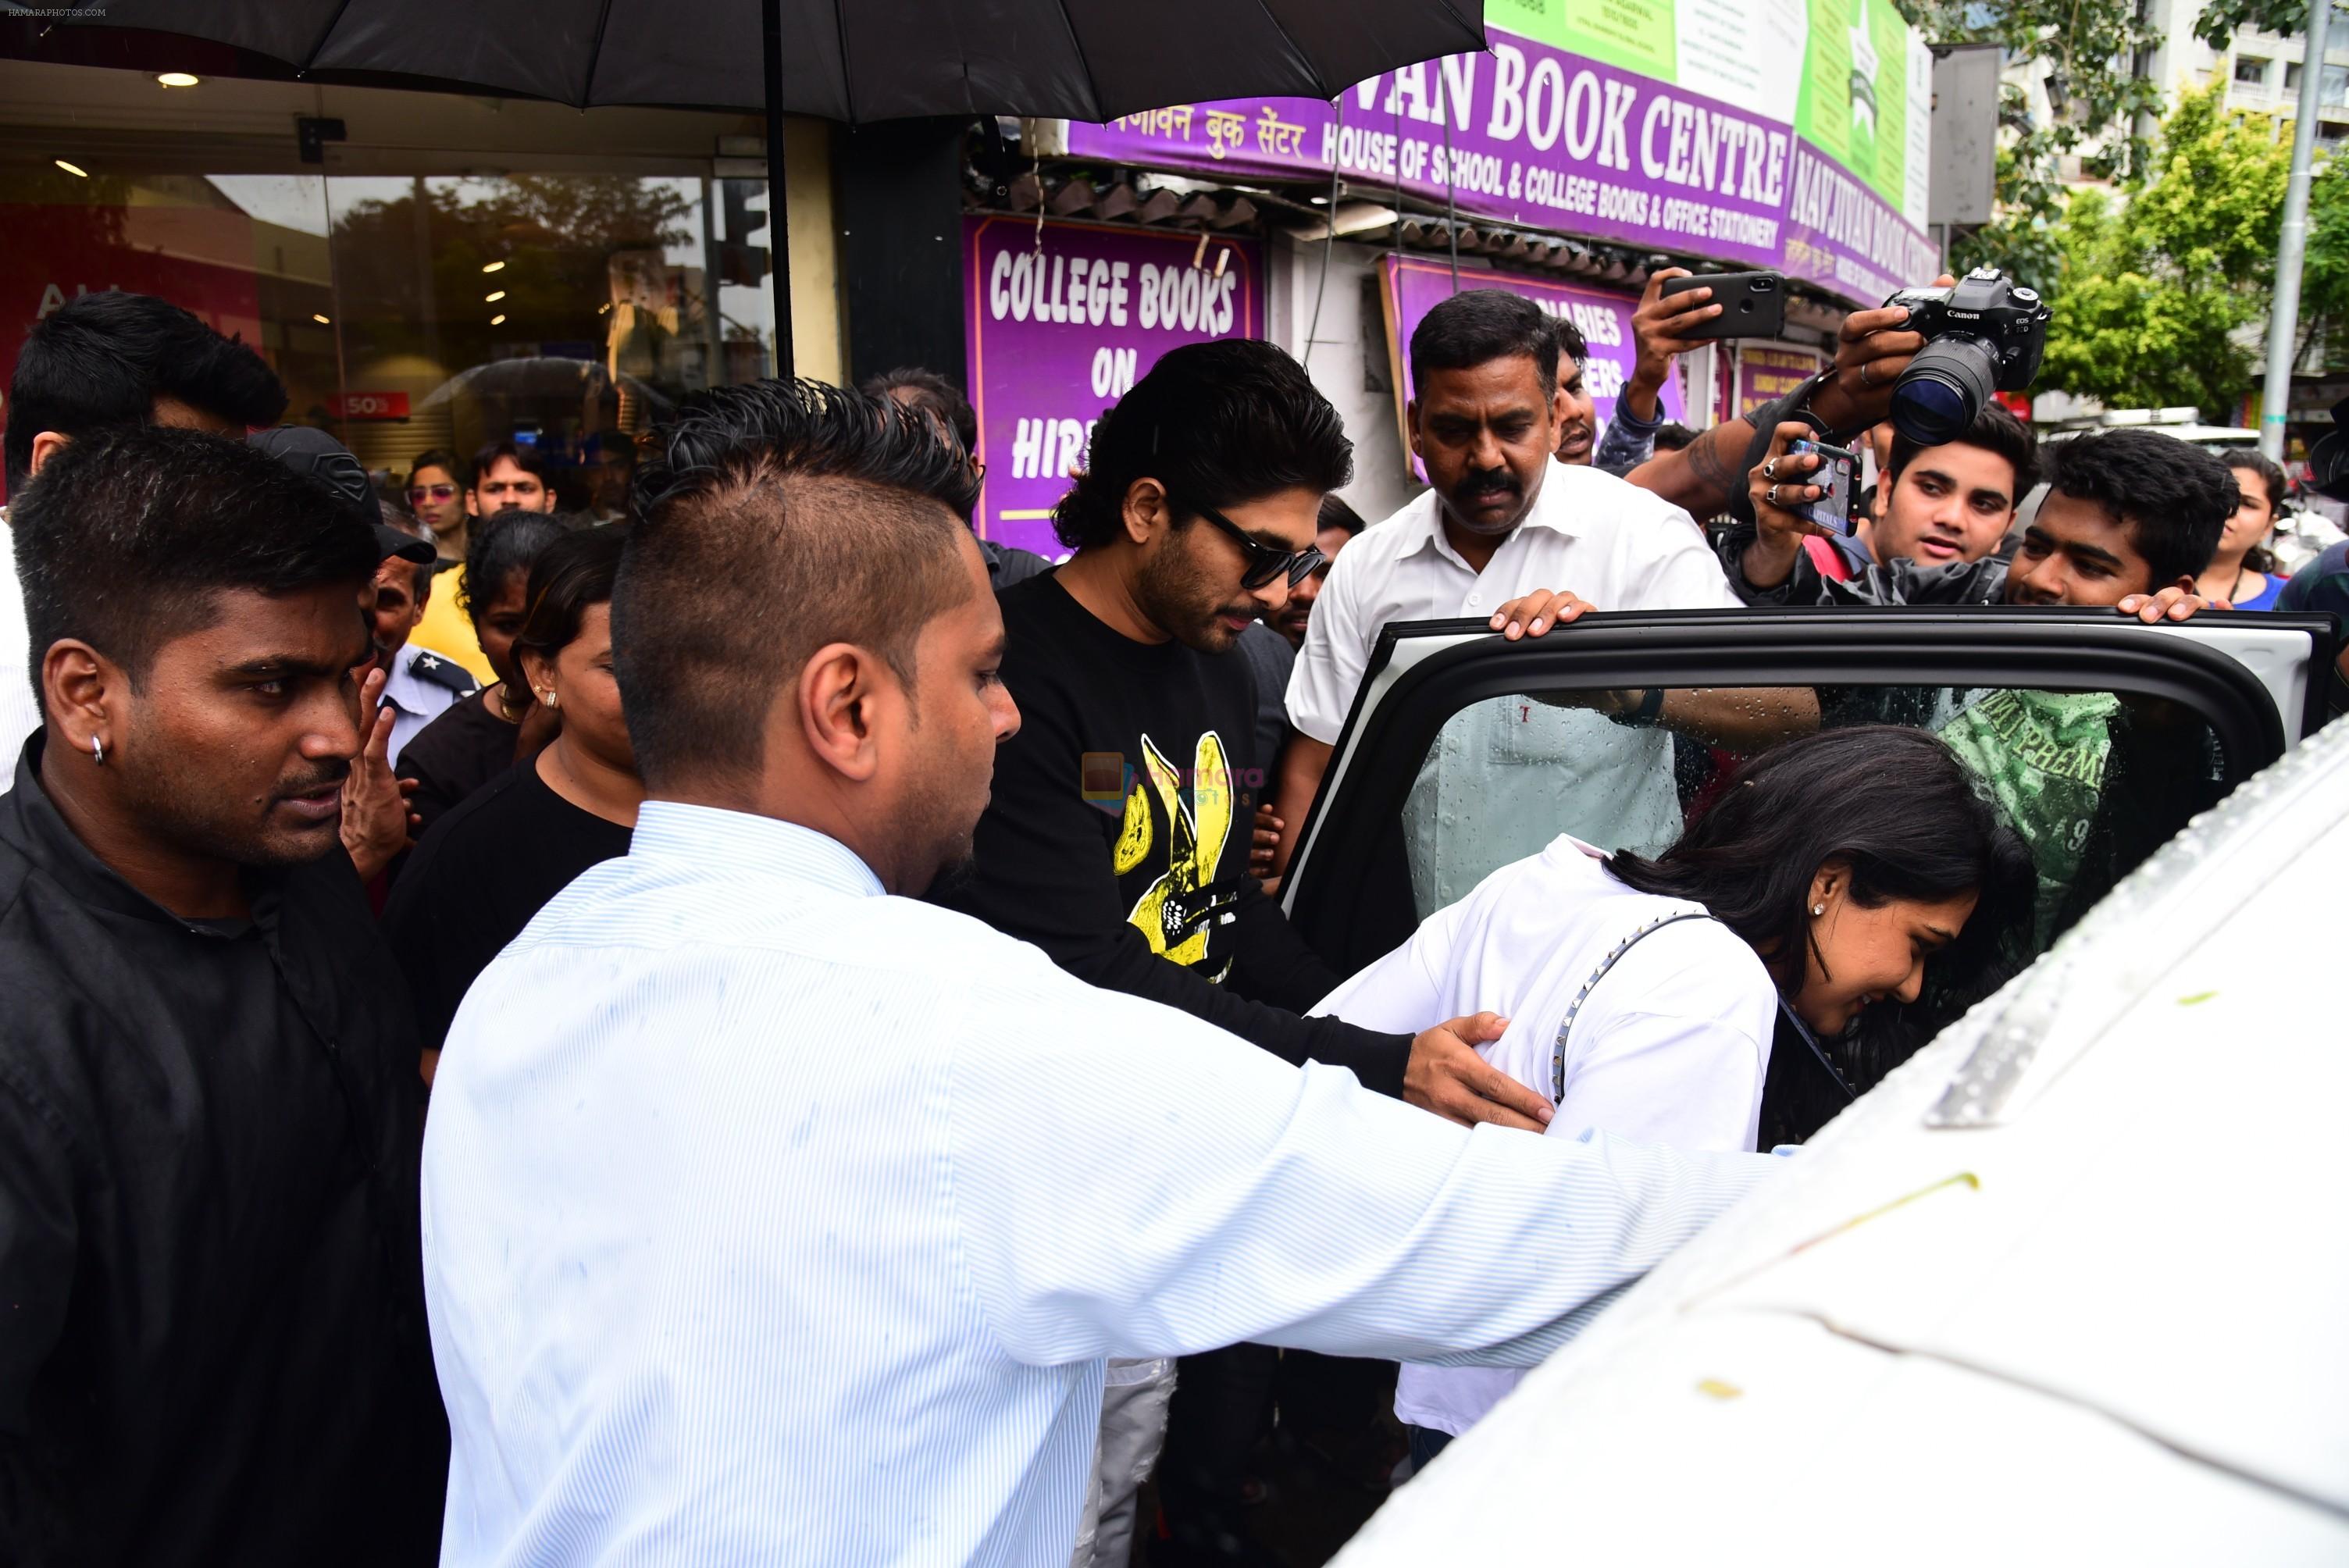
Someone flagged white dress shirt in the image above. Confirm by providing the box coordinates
[1315,835,1777,1438]
[378,641,476,768]
[422,803,1779,1567]
[1285,462,1745,908]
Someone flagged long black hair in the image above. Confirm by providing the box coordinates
[458,509,579,628]
[512,524,626,666]
[1611,727,2037,1141]
[2219,447,2287,576]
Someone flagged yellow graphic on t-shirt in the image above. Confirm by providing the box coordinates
[1123,730,1234,976]
[1110,779,1153,875]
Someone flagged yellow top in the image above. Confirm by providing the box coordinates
[413,565,496,684]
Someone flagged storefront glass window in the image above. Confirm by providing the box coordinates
[2,158,776,508]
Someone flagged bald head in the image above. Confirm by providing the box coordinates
[615,380,984,797]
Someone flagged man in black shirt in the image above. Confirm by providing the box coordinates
[0,427,445,1563]
[936,340,1548,1564]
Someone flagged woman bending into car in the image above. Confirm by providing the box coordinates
[1313,725,2034,1466]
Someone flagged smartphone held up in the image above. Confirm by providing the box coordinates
[1788,439,1858,536]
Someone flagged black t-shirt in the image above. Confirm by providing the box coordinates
[934,574,1411,1096]
[395,688,533,841]
[383,757,633,1050]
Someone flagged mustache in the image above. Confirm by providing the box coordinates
[1451,468,1521,503]
[273,761,351,800]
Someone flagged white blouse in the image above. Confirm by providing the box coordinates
[1315,834,1779,1438]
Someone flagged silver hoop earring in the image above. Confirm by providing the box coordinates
[1811,903,1824,916]
[90,735,105,766]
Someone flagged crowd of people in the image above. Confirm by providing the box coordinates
[0,280,2339,1568]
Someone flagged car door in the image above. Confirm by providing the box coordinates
[1280,607,2335,986]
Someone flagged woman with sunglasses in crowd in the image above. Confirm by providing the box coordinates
[1315,725,2035,1470]
[387,526,638,1079]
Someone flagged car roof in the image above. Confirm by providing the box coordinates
[1335,716,2349,1562]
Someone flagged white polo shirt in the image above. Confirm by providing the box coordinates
[1285,462,1743,907]
[1314,834,1775,1438]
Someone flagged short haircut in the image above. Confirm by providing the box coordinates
[617,380,981,792]
[1317,493,1367,537]
[1052,339,1353,553]
[5,291,287,494]
[469,440,549,487]
[408,447,467,487]
[859,366,978,454]
[1549,312,1588,369]
[2041,428,2238,587]
[1888,401,2037,498]
[513,524,626,665]
[14,426,375,706]
[1409,288,1558,396]
[1654,422,1697,453]
[458,510,578,624]
[379,501,434,597]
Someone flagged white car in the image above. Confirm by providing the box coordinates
[1278,608,2347,1563]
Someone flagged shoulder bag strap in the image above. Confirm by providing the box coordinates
[1550,909,1719,1103]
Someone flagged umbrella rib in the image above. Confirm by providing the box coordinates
[1242,0,1320,94]
[1048,0,1103,120]
[301,0,360,71]
[580,0,620,107]
[832,0,855,123]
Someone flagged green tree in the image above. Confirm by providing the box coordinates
[2035,87,2290,417]
[1893,0,2170,290]
[2296,151,2349,371]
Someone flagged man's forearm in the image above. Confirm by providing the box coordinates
[1627,418,1754,517]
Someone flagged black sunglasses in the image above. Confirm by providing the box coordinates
[1179,496,1325,590]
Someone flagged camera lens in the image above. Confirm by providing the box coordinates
[1891,337,2001,445]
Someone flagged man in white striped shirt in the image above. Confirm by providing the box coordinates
[419,380,1783,1566]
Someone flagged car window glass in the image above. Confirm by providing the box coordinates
[1399,681,2228,973]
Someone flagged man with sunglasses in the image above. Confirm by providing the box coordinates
[934,340,1551,1566]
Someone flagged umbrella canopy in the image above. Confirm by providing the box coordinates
[43,0,1484,119]
[48,0,1487,373]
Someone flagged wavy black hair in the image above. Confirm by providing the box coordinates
[1050,339,1352,554]
[458,510,579,625]
[5,290,287,494]
[2041,427,2238,589]
[512,524,627,666]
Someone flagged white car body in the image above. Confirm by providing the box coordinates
[1333,715,2349,1565]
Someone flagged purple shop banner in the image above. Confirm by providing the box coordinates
[1734,343,1823,417]
[1379,257,1686,482]
[1066,35,1934,308]
[964,216,1262,558]
[1780,140,1941,308]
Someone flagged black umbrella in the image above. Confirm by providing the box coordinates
[42,0,1485,375]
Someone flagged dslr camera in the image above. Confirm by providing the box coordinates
[1880,268,2051,445]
